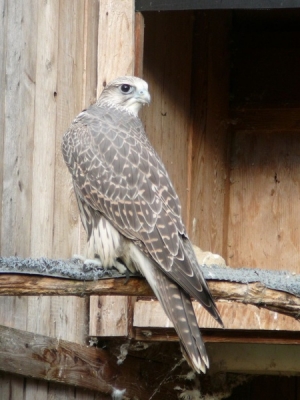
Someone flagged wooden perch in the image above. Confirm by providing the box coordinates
[1,256,300,319]
[0,274,299,320]
[0,324,184,397]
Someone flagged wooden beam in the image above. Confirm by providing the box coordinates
[0,275,300,323]
[207,342,300,375]
[134,12,144,77]
[135,0,300,11]
[0,274,153,296]
[134,327,300,345]
[0,324,120,394]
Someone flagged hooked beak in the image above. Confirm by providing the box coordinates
[136,90,151,106]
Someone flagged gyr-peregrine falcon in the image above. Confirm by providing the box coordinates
[62,76,223,373]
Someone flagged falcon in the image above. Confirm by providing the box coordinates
[62,76,223,373]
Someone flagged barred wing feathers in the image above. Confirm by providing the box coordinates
[62,103,221,325]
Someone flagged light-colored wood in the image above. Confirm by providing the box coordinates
[97,0,135,94]
[0,0,100,398]
[141,12,194,224]
[89,295,129,336]
[90,0,136,338]
[1,274,300,329]
[27,0,60,341]
[1,0,37,259]
[0,0,6,249]
[228,131,300,272]
[134,299,300,331]
[0,0,38,337]
[51,0,99,345]
[0,324,115,394]
[188,11,231,255]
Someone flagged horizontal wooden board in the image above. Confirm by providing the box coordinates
[231,108,300,132]
[136,0,300,11]
[134,327,300,345]
[227,131,300,271]
[134,300,300,331]
[208,342,300,375]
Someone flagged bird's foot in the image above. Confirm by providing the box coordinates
[72,254,103,272]
[72,254,129,276]
[114,260,127,275]
[83,258,103,272]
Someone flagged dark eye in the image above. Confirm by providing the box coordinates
[120,84,132,93]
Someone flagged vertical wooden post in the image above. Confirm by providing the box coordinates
[0,0,99,397]
[188,11,231,256]
[89,0,137,338]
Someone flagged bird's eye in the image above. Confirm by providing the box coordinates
[120,84,132,94]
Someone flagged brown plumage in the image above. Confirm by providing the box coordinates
[62,76,223,373]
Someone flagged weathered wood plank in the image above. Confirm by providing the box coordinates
[0,324,118,394]
[1,0,37,259]
[0,325,195,398]
[0,1,100,399]
[134,327,300,344]
[134,12,144,77]
[141,11,194,223]
[97,0,135,94]
[89,295,129,336]
[0,275,152,296]
[90,0,136,339]
[136,0,300,11]
[0,0,38,342]
[51,0,99,347]
[0,0,6,251]
[227,131,300,272]
[188,11,231,255]
[26,0,60,341]
[0,275,300,327]
[134,295,300,331]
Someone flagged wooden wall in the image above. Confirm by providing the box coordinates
[142,11,231,256]
[228,10,300,271]
[0,0,134,398]
[2,2,300,397]
[138,9,300,335]
[143,9,300,272]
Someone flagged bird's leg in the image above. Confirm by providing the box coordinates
[114,259,128,275]
[72,254,103,271]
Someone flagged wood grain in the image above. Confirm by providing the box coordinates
[0,275,299,329]
[89,295,129,336]
[141,11,194,224]
[188,11,231,255]
[0,0,38,339]
[90,0,136,339]
[97,0,135,94]
[0,1,100,398]
[134,296,300,332]
[0,324,117,394]
[227,131,300,271]
[134,12,144,77]
[228,24,300,273]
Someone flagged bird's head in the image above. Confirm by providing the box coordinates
[96,76,151,116]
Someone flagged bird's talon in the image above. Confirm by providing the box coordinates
[83,258,103,272]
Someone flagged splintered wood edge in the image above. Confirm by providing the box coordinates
[0,275,299,320]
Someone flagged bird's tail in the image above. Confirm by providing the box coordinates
[154,269,209,373]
